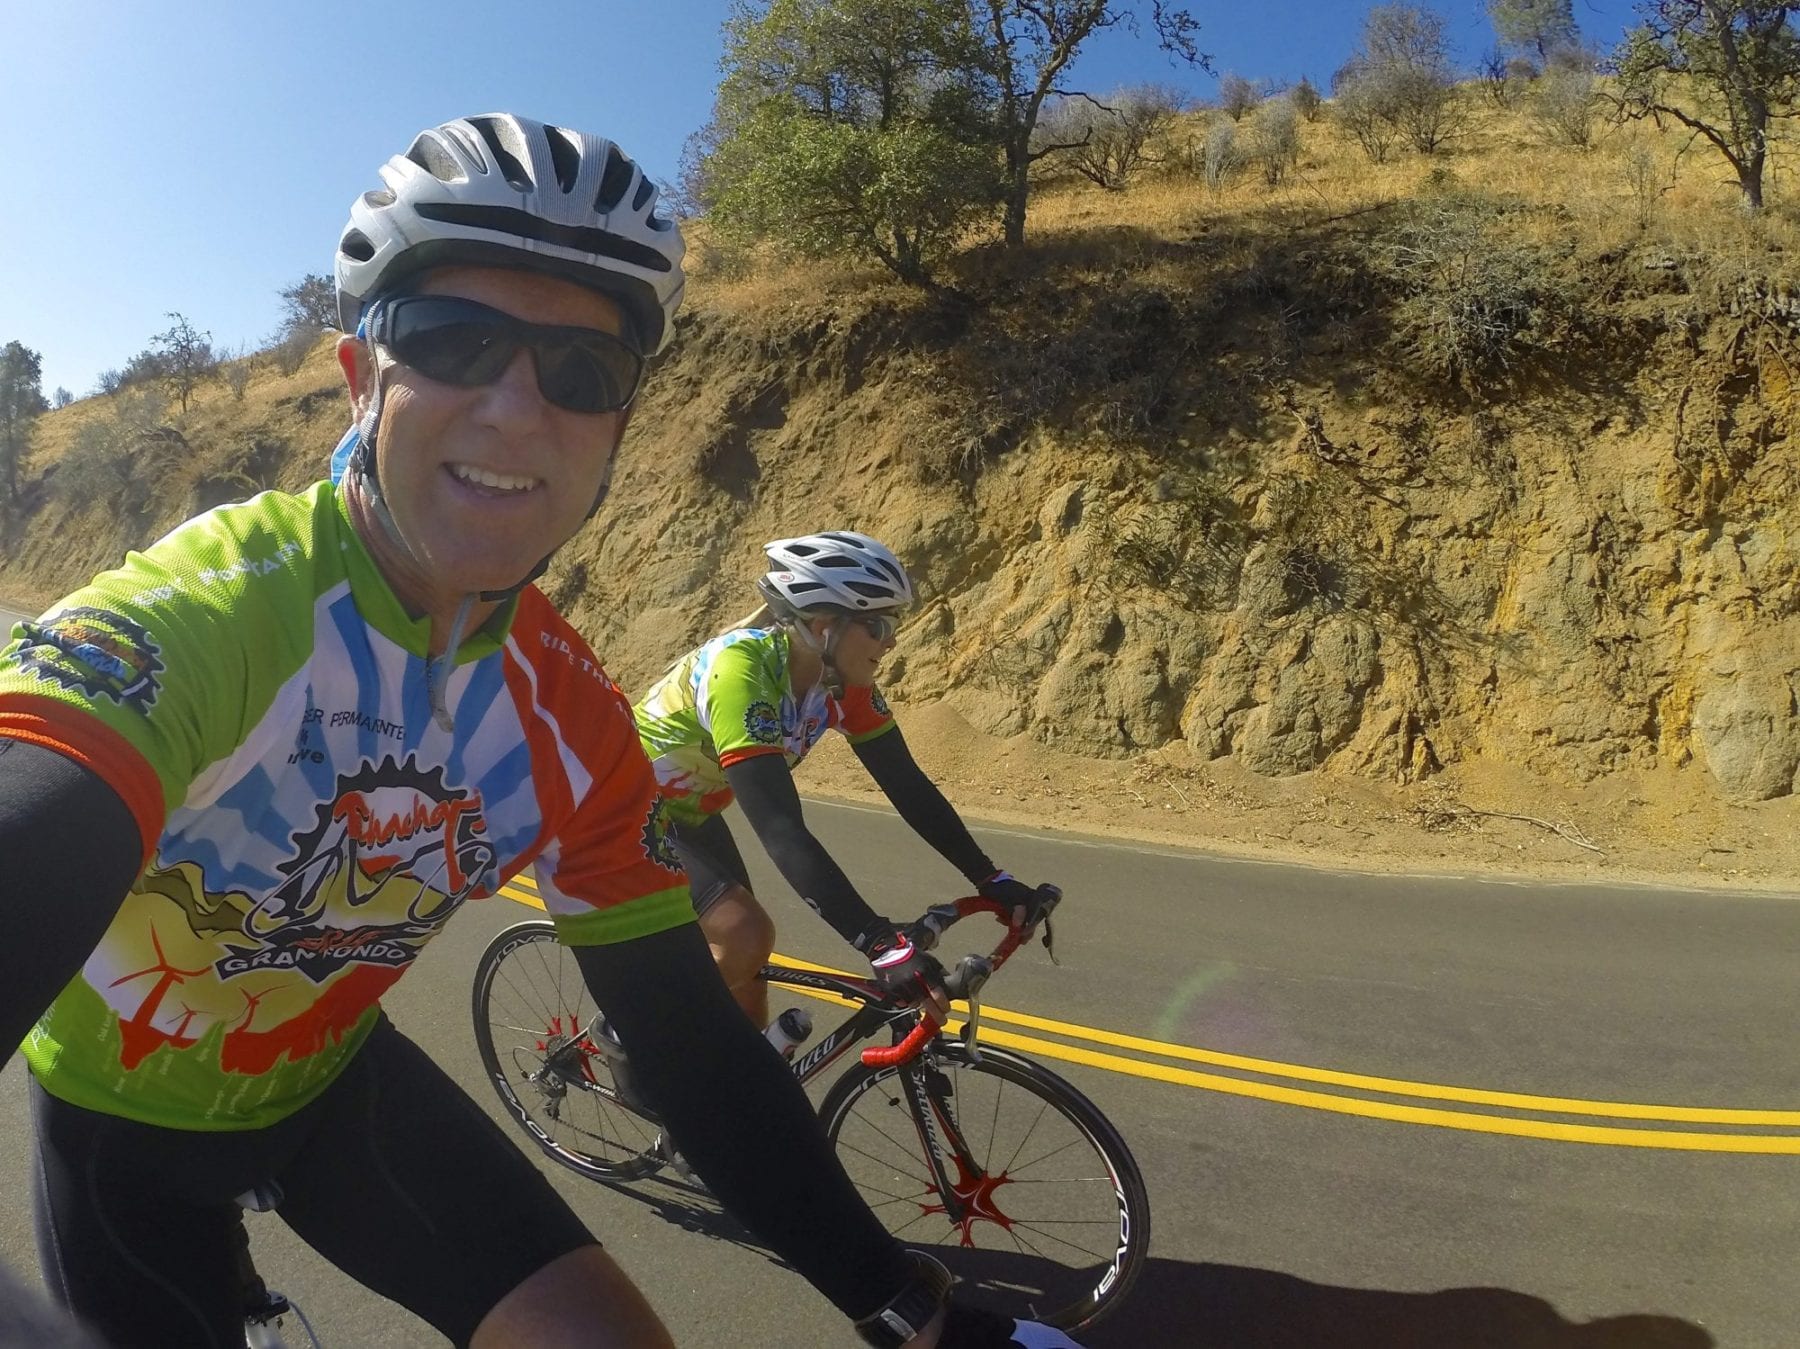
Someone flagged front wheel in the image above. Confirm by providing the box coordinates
[470,920,667,1182]
[818,1043,1148,1332]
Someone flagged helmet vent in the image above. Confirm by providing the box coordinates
[340,229,376,263]
[786,543,820,557]
[545,126,583,193]
[633,177,656,212]
[788,581,827,595]
[468,116,534,191]
[815,556,860,568]
[407,133,467,185]
[870,557,906,585]
[596,145,635,213]
[846,581,892,599]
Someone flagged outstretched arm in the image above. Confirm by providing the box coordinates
[850,726,994,885]
[724,751,884,945]
[571,925,919,1323]
[851,727,1056,931]
[0,740,141,1070]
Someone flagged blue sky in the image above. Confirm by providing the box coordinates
[2,0,1640,400]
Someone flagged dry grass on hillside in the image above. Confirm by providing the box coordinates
[6,82,1800,893]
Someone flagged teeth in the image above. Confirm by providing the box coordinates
[451,464,537,492]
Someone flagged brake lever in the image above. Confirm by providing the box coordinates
[1040,914,1058,965]
[959,986,983,1064]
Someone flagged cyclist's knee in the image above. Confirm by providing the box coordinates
[702,888,775,981]
[473,1244,673,1349]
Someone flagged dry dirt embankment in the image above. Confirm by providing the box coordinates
[6,167,1799,893]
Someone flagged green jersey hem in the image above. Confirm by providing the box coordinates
[550,885,697,946]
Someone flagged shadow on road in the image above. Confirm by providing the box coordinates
[597,1181,1711,1348]
[1085,1259,1714,1349]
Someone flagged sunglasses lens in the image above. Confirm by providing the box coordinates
[863,616,894,640]
[390,313,518,387]
[381,297,642,413]
[536,337,638,414]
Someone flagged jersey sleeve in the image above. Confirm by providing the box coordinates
[700,639,789,769]
[522,619,696,947]
[833,683,897,746]
[0,503,312,860]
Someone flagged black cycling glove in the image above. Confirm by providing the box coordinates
[978,870,1056,929]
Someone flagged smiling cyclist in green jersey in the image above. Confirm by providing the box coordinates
[634,531,1060,1028]
[0,115,1083,1349]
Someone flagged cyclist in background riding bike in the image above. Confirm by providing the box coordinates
[0,114,1078,1349]
[635,532,1060,1026]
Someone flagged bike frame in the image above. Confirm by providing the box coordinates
[759,893,1052,1239]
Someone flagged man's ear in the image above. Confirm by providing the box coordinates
[337,336,373,418]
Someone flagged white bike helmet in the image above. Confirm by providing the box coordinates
[335,113,686,354]
[759,532,915,613]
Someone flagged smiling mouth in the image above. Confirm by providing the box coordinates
[448,463,540,494]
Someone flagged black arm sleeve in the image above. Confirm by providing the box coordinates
[724,752,882,945]
[571,926,913,1320]
[851,726,995,885]
[0,739,142,1070]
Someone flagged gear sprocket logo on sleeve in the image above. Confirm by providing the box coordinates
[14,607,165,713]
[743,699,782,745]
[640,795,684,874]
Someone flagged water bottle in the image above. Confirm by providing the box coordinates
[764,1007,814,1060]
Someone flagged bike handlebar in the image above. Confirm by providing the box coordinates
[858,886,1061,1069]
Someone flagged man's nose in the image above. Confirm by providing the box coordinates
[475,348,549,421]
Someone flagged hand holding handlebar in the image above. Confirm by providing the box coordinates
[860,887,1062,1069]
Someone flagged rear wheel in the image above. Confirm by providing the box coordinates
[470,920,667,1182]
[817,1043,1148,1332]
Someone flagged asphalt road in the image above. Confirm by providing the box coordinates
[2,598,1798,1346]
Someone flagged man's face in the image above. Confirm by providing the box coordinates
[340,265,633,602]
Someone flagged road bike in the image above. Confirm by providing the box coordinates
[470,893,1149,1332]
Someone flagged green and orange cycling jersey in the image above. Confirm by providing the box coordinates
[633,626,895,827]
[0,481,691,1131]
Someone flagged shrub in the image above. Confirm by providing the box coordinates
[1333,68,1403,163]
[1218,73,1262,122]
[1034,85,1187,190]
[1336,5,1465,157]
[1245,97,1302,188]
[1202,121,1241,190]
[1291,76,1323,122]
[269,327,319,377]
[57,388,168,511]
[1531,65,1599,147]
[1368,194,1564,390]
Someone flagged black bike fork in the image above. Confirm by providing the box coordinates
[900,1061,979,1225]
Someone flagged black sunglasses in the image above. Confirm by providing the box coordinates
[369,294,645,414]
[854,614,897,641]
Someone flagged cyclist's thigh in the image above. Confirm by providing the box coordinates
[670,812,754,918]
[272,1016,596,1349]
[29,1080,280,1349]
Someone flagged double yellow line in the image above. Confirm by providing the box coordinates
[498,879,1800,1155]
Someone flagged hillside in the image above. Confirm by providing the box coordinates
[5,98,1798,892]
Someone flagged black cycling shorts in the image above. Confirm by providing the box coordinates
[670,811,754,916]
[30,1015,595,1349]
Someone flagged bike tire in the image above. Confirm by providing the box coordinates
[816,1042,1149,1333]
[470,919,668,1182]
